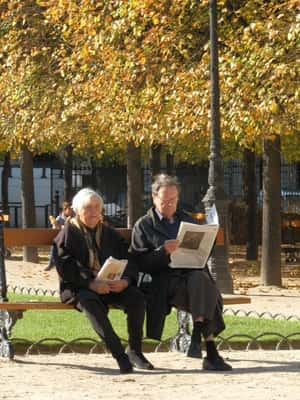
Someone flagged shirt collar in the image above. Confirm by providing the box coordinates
[154,208,175,223]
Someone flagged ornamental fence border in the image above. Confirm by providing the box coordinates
[9,332,300,356]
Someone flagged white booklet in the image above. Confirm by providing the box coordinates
[95,256,128,281]
[170,205,219,269]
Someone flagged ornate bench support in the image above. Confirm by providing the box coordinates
[169,310,192,353]
[0,309,24,359]
[0,309,14,359]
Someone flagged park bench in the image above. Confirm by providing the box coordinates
[0,223,250,360]
[281,216,300,263]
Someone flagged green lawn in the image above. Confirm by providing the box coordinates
[7,292,300,349]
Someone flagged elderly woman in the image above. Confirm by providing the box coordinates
[53,188,153,373]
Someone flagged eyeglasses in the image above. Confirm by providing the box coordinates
[155,194,178,206]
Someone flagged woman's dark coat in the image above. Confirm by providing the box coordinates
[53,221,138,306]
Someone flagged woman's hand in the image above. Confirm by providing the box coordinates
[107,279,129,293]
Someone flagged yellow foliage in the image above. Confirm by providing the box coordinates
[269,101,280,114]
[0,0,297,162]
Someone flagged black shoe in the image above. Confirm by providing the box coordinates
[203,356,232,371]
[187,340,202,358]
[125,347,154,370]
[116,353,133,374]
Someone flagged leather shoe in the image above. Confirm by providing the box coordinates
[116,353,133,374]
[203,356,232,371]
[126,347,154,370]
[187,340,202,358]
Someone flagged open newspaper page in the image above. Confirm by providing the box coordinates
[96,256,128,281]
[170,219,219,269]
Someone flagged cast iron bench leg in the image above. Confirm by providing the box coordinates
[169,310,192,353]
[0,309,24,359]
[0,309,14,359]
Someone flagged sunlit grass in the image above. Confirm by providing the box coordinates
[7,292,300,348]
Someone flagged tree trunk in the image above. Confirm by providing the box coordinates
[243,148,258,260]
[63,145,73,202]
[90,158,98,190]
[1,151,10,220]
[150,143,161,177]
[261,135,282,286]
[166,153,175,176]
[20,145,38,262]
[126,140,142,228]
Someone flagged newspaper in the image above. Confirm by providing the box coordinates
[170,205,219,269]
[95,256,128,281]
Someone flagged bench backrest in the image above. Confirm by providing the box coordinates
[3,228,132,247]
[3,226,224,248]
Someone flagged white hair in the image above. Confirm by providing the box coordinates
[72,188,104,214]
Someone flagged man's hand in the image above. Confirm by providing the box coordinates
[107,279,129,293]
[164,239,180,254]
[89,280,111,294]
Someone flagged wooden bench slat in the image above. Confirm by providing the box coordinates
[3,227,132,247]
[3,228,60,247]
[0,295,250,311]
[0,302,74,310]
[3,227,222,247]
[222,295,251,305]
[215,229,224,245]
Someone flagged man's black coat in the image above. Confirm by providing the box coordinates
[131,207,220,340]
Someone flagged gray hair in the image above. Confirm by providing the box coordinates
[72,188,104,213]
[151,174,181,195]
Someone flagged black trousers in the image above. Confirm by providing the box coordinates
[76,286,145,359]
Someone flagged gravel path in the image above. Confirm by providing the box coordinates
[1,351,300,400]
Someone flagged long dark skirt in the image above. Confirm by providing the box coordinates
[167,269,225,338]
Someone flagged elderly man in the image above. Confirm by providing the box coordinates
[131,174,232,371]
[53,188,153,374]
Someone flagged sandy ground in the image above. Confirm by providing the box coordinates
[1,351,300,400]
[1,256,300,400]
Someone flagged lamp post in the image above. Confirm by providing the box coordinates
[0,211,8,302]
[202,0,233,293]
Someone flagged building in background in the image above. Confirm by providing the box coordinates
[0,157,300,227]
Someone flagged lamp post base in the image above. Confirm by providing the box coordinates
[203,199,233,294]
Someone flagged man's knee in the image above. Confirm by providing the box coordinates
[123,287,146,311]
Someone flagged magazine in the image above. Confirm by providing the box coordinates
[170,205,219,269]
[95,256,128,281]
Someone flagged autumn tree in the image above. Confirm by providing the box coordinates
[218,0,299,285]
[48,0,299,286]
[0,0,67,260]
[242,148,258,260]
[0,1,298,279]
